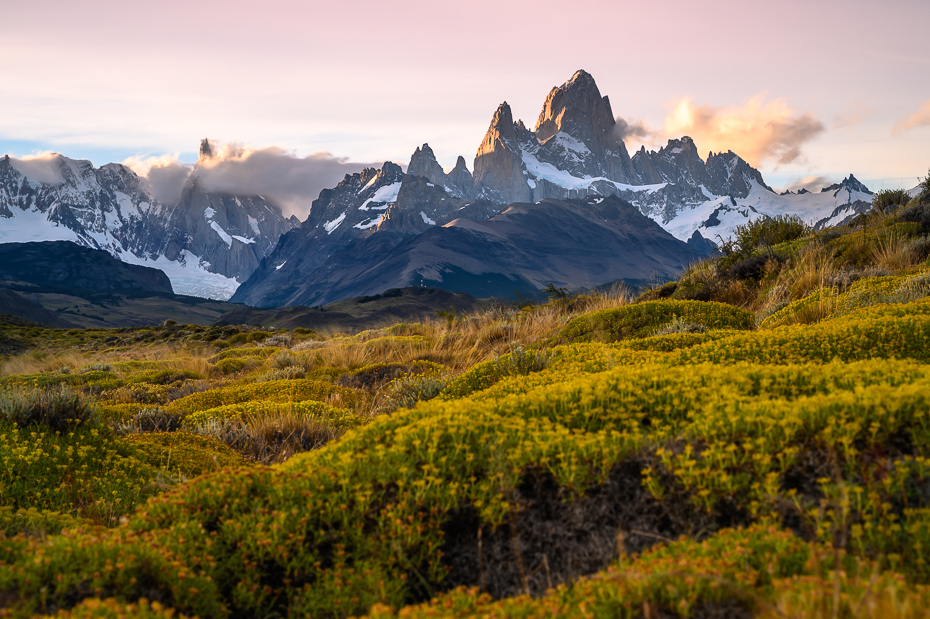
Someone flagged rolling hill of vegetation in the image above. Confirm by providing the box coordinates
[0,175,929,618]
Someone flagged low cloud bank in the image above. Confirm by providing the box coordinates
[125,142,380,218]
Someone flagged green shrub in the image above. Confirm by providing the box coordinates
[228,331,270,345]
[209,347,280,363]
[271,350,304,370]
[0,386,97,432]
[125,369,202,385]
[718,214,811,264]
[558,300,754,343]
[441,344,550,399]
[384,373,449,411]
[46,597,194,618]
[0,421,161,524]
[121,431,249,478]
[0,506,92,537]
[873,188,912,213]
[166,378,361,416]
[214,357,248,375]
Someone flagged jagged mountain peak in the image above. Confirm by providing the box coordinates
[408,143,445,186]
[534,69,616,147]
[199,138,214,161]
[821,174,872,195]
[484,102,516,146]
[452,156,469,174]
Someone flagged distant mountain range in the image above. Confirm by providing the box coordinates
[0,146,296,300]
[0,70,876,306]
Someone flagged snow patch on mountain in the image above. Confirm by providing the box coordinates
[119,250,239,300]
[359,182,402,211]
[210,221,233,247]
[658,179,875,242]
[324,211,347,234]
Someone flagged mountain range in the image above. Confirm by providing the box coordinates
[0,143,297,300]
[0,70,876,307]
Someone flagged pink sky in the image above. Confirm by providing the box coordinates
[2,0,928,197]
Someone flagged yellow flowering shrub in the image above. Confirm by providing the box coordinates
[120,432,250,478]
[41,597,193,619]
[209,346,280,363]
[364,526,929,619]
[558,300,754,343]
[676,313,930,365]
[181,400,357,430]
[0,422,161,525]
[762,271,930,328]
[96,403,146,423]
[165,378,361,416]
[0,506,92,537]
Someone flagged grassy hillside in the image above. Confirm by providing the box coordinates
[1,178,929,618]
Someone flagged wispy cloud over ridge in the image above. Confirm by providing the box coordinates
[661,95,825,167]
[125,142,381,218]
[615,95,825,168]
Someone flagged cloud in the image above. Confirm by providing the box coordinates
[612,117,654,142]
[123,154,191,206]
[832,104,872,132]
[661,95,825,167]
[893,100,930,135]
[125,142,380,218]
[783,175,832,193]
[8,152,65,185]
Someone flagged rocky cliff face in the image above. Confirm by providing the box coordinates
[0,151,296,299]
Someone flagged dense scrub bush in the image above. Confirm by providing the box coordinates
[189,405,357,464]
[44,598,193,619]
[181,399,356,429]
[112,407,184,434]
[441,344,550,399]
[384,373,449,411]
[0,386,96,431]
[873,188,912,213]
[0,421,161,523]
[165,378,361,416]
[337,361,445,391]
[227,330,270,345]
[214,357,248,375]
[9,353,930,617]
[761,271,930,328]
[209,346,280,363]
[121,431,248,477]
[719,214,811,265]
[897,200,930,231]
[558,300,754,343]
[0,506,91,537]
